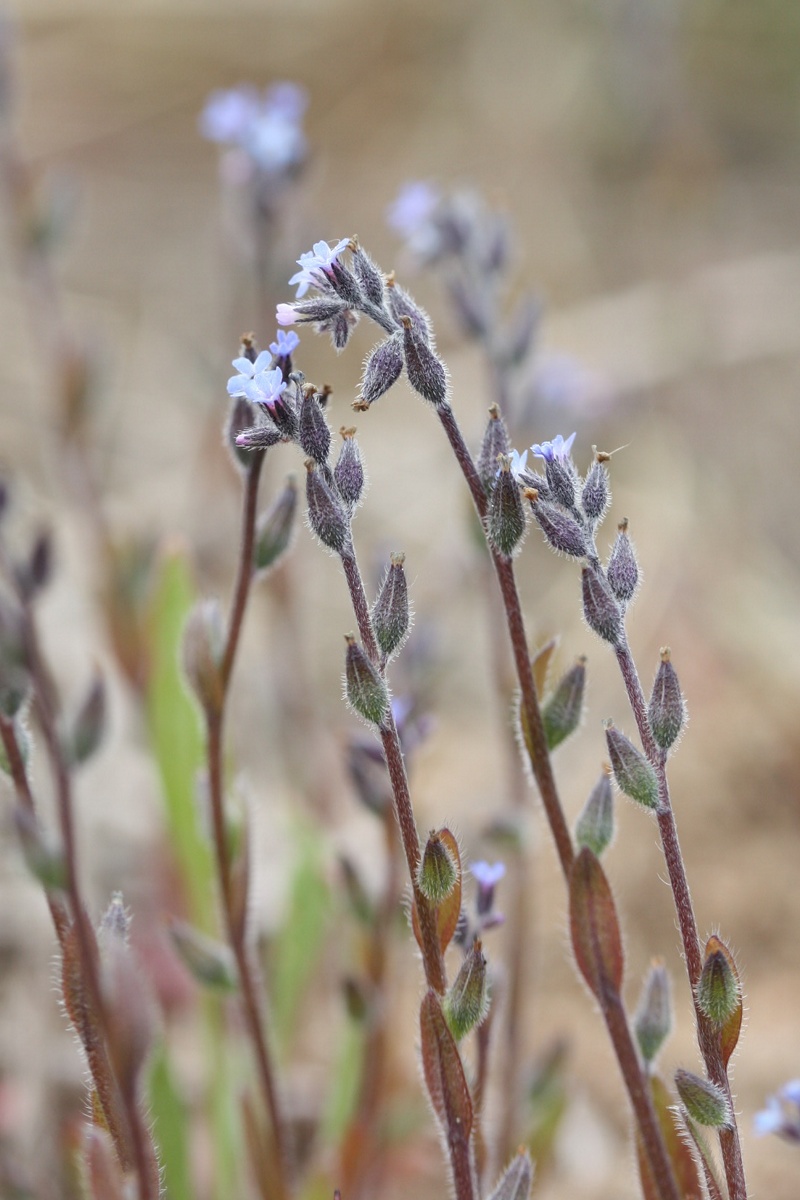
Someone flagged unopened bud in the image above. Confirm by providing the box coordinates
[168,919,238,991]
[299,387,331,464]
[235,416,283,452]
[443,939,489,1041]
[226,396,257,469]
[343,976,369,1022]
[334,428,365,510]
[477,405,511,493]
[360,333,404,406]
[182,599,225,718]
[418,829,459,904]
[675,1069,732,1128]
[0,598,29,718]
[581,567,623,646]
[351,243,385,306]
[67,672,106,766]
[401,316,448,407]
[344,636,388,726]
[575,767,614,856]
[488,457,526,557]
[634,959,672,1064]
[327,257,363,308]
[543,457,577,511]
[607,520,639,605]
[254,476,297,576]
[647,648,685,752]
[696,943,740,1026]
[14,806,66,891]
[386,279,431,341]
[102,932,153,1094]
[98,891,131,945]
[19,530,53,598]
[581,456,610,523]
[305,460,351,555]
[331,310,357,351]
[542,657,586,750]
[372,554,410,659]
[605,722,659,810]
[531,499,588,558]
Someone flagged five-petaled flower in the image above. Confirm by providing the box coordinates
[246,367,287,409]
[269,329,300,357]
[289,238,351,298]
[530,431,576,462]
[227,351,273,399]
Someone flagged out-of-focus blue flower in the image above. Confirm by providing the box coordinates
[246,366,287,409]
[289,238,351,298]
[269,329,300,357]
[227,350,273,398]
[387,181,440,239]
[276,303,300,327]
[200,82,308,174]
[472,861,506,888]
[754,1080,800,1143]
[507,448,529,480]
[530,432,576,462]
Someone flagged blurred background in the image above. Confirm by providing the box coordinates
[1,2,799,1198]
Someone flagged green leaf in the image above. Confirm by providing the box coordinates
[148,1043,192,1200]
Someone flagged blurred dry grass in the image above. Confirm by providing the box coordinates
[1,2,800,1198]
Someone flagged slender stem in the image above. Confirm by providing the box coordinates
[615,640,748,1200]
[221,451,266,690]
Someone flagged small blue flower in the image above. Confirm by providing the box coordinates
[471,861,506,888]
[227,350,273,399]
[754,1080,800,1143]
[289,238,351,299]
[754,1096,785,1137]
[200,82,308,175]
[276,303,300,327]
[245,366,287,409]
[387,181,440,238]
[200,85,260,143]
[530,432,577,462]
[507,448,529,480]
[269,329,300,358]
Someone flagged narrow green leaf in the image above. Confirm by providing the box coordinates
[271,827,330,1050]
[148,1043,192,1200]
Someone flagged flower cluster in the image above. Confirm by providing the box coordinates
[754,1080,800,1144]
[200,82,308,179]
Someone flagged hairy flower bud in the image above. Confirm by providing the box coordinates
[332,310,358,351]
[386,278,431,341]
[607,519,639,604]
[168,919,238,991]
[647,648,685,752]
[477,405,511,493]
[235,415,284,452]
[544,457,578,510]
[486,1150,534,1200]
[488,457,526,557]
[360,334,404,406]
[226,396,257,469]
[372,554,410,659]
[182,599,225,718]
[634,959,672,1064]
[675,1069,732,1128]
[530,498,587,558]
[575,767,614,856]
[334,427,365,510]
[418,829,459,903]
[605,722,659,810]
[581,567,623,646]
[17,530,53,600]
[344,635,388,726]
[327,257,363,307]
[299,387,331,464]
[305,460,351,554]
[542,656,586,750]
[254,476,297,576]
[401,316,448,407]
[443,939,489,1041]
[581,454,610,523]
[351,243,385,306]
[696,943,740,1026]
[67,672,107,766]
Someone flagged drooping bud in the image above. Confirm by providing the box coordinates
[696,941,740,1026]
[235,415,283,452]
[360,334,404,406]
[542,657,586,750]
[607,519,639,605]
[182,598,225,719]
[477,405,511,493]
[634,959,672,1065]
[14,806,66,891]
[299,386,331,464]
[386,278,431,341]
[418,828,459,904]
[605,722,659,810]
[488,457,526,557]
[530,498,588,558]
[168,919,238,991]
[100,911,153,1094]
[66,672,107,766]
[675,1069,732,1128]
[16,530,53,600]
[226,396,257,469]
[334,428,365,510]
[344,636,388,726]
[581,566,623,646]
[331,310,357,351]
[372,554,410,659]
[647,648,685,752]
[543,456,578,511]
[581,453,611,523]
[351,243,385,306]
[400,316,448,407]
[443,939,489,1041]
[0,596,30,718]
[575,767,614,856]
[486,1149,535,1200]
[305,460,351,555]
[254,476,297,576]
